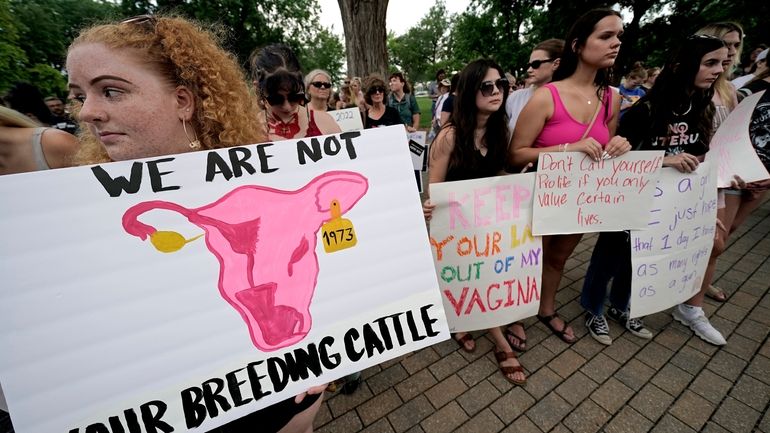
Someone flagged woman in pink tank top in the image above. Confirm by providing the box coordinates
[508,9,631,344]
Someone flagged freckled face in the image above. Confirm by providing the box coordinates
[695,47,728,89]
[578,15,623,69]
[67,43,189,161]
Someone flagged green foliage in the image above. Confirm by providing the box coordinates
[298,27,346,84]
[389,1,451,83]
[27,63,68,98]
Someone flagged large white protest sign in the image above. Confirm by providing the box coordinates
[707,90,769,187]
[330,107,364,132]
[629,163,717,318]
[0,125,449,433]
[532,151,665,235]
[429,173,542,332]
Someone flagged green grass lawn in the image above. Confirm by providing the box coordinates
[416,96,434,130]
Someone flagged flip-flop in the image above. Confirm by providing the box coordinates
[453,333,476,353]
[537,313,577,344]
[494,349,526,386]
[504,322,527,352]
[705,285,727,302]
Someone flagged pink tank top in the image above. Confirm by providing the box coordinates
[533,83,613,148]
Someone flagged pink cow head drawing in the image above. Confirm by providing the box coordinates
[122,171,369,351]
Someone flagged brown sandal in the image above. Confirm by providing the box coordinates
[504,322,527,352]
[537,313,577,344]
[494,349,527,385]
[453,333,476,353]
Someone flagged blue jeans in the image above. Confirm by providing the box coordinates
[581,231,632,316]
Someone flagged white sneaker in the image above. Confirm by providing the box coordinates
[672,305,726,346]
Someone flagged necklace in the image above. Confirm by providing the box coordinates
[268,112,300,139]
[576,86,600,105]
[672,101,693,116]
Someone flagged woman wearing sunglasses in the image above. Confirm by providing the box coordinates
[509,8,630,345]
[305,69,334,113]
[362,75,403,128]
[506,38,564,141]
[66,16,325,433]
[250,44,341,141]
[423,59,526,386]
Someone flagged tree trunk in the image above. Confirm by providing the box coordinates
[337,0,389,78]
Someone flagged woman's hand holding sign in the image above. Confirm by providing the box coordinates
[663,152,700,173]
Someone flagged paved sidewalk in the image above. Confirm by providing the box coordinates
[314,196,770,433]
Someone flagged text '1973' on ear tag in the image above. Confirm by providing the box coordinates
[321,199,357,253]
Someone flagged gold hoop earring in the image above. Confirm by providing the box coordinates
[182,118,200,149]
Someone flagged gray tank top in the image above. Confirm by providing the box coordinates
[31,127,51,170]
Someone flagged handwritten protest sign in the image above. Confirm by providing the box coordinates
[429,173,542,332]
[706,90,769,187]
[629,162,717,318]
[0,125,449,433]
[330,107,364,132]
[532,151,665,235]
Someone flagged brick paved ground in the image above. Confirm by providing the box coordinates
[313,196,770,433]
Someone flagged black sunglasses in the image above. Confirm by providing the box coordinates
[479,78,509,97]
[527,58,554,69]
[311,81,332,89]
[265,92,306,106]
[367,86,386,95]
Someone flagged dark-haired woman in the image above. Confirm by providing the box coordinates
[423,59,526,385]
[510,8,630,345]
[250,44,340,140]
[363,75,403,129]
[582,35,729,346]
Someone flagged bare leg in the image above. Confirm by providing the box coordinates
[730,191,768,234]
[539,233,583,340]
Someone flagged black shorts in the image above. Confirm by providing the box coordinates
[207,393,321,433]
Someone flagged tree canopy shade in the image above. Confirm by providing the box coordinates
[338,0,389,78]
[0,0,346,95]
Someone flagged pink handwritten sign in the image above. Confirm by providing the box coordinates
[706,90,769,187]
[532,151,664,235]
[429,173,542,332]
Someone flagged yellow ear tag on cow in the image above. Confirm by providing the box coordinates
[320,199,357,253]
[150,231,203,253]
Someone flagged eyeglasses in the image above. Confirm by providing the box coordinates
[367,86,386,95]
[310,81,332,89]
[527,59,554,69]
[265,92,306,106]
[479,78,509,97]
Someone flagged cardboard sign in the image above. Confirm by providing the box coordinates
[629,163,717,318]
[706,90,770,187]
[330,107,364,132]
[532,151,665,235]
[429,173,542,332]
[0,125,449,433]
